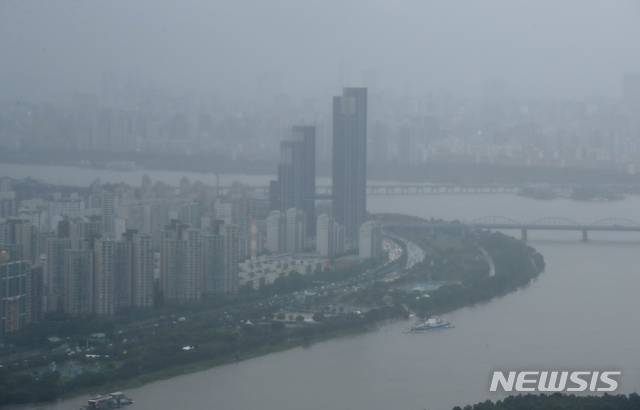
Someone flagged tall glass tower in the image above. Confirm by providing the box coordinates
[332,88,367,238]
[271,126,316,236]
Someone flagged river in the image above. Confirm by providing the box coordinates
[5,164,640,410]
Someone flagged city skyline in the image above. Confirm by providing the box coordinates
[2,2,640,409]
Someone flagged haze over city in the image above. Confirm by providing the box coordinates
[2,1,640,101]
[2,2,640,410]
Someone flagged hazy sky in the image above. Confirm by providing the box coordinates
[2,0,640,102]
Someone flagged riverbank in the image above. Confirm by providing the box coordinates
[79,224,545,404]
[0,218,544,407]
[383,224,544,318]
[1,150,639,185]
[58,325,375,401]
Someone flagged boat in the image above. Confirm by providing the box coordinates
[80,392,134,409]
[408,316,454,333]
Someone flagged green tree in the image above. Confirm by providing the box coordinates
[312,313,325,322]
[276,312,286,320]
[295,315,305,322]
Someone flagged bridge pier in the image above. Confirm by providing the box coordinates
[521,229,527,241]
[582,230,588,242]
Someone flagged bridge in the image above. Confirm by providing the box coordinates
[383,217,640,241]
[215,182,640,197]
[216,184,522,197]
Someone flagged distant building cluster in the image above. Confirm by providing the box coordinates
[2,71,640,172]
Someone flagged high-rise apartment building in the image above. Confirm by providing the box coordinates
[45,237,72,311]
[75,219,102,240]
[359,221,382,259]
[201,232,220,294]
[237,221,262,262]
[148,202,170,250]
[160,224,189,302]
[285,208,307,253]
[162,220,240,297]
[126,204,147,232]
[266,210,286,253]
[121,201,169,250]
[180,202,201,228]
[160,223,203,302]
[26,265,43,325]
[0,220,38,264]
[228,198,257,231]
[132,234,154,308]
[182,228,202,300]
[0,260,28,335]
[0,199,19,219]
[214,222,239,295]
[316,214,345,258]
[93,239,132,315]
[65,246,93,315]
[332,88,367,237]
[89,192,116,235]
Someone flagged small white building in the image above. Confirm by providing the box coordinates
[359,221,382,259]
[239,253,324,290]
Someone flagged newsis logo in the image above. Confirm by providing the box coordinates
[490,371,621,393]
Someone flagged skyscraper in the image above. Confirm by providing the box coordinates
[271,126,316,236]
[332,87,367,237]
